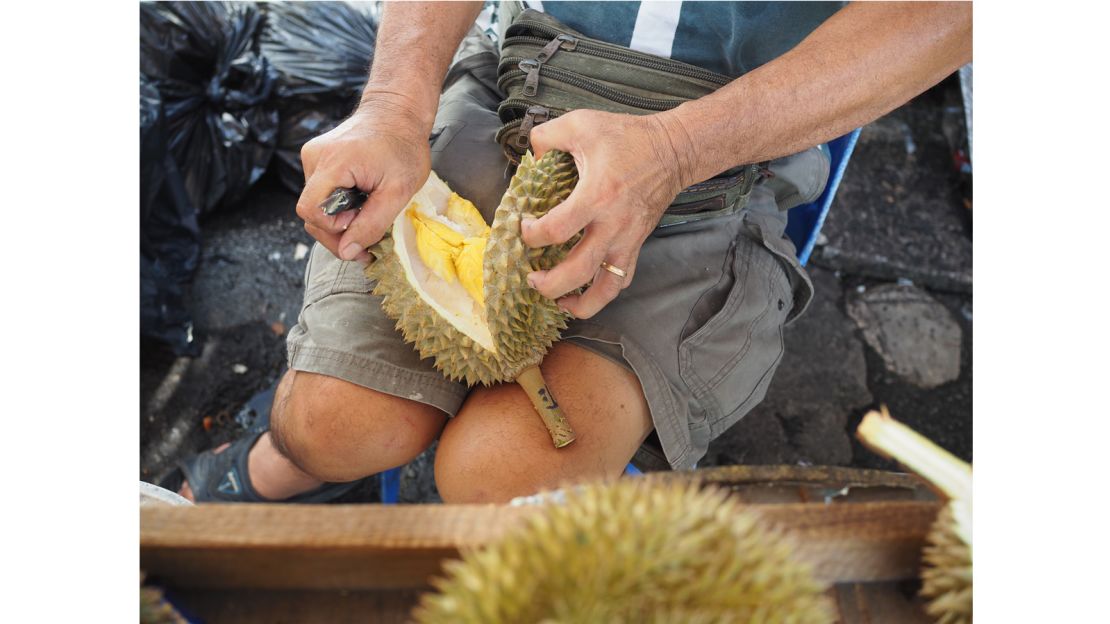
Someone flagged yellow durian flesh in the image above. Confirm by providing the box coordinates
[456,236,487,308]
[447,193,491,237]
[391,172,494,352]
[410,205,468,247]
[409,209,460,284]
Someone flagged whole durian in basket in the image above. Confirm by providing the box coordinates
[364,150,580,447]
[413,479,836,623]
[857,406,972,624]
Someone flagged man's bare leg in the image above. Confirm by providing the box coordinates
[434,342,654,504]
[181,369,447,502]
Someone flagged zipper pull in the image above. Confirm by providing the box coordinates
[519,59,541,97]
[515,106,551,151]
[536,34,578,63]
[522,35,579,97]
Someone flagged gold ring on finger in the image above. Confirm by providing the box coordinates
[600,261,627,279]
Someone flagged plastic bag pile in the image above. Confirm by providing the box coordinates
[139,1,379,353]
[261,1,379,193]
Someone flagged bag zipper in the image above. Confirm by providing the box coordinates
[498,97,566,119]
[499,57,685,111]
[503,21,731,86]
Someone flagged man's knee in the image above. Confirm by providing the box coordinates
[270,370,447,482]
[433,413,622,504]
[433,381,645,504]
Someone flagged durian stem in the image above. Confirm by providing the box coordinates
[515,365,576,448]
[856,406,971,501]
[857,405,972,547]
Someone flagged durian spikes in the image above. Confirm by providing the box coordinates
[514,365,575,447]
[414,479,835,623]
[857,406,972,624]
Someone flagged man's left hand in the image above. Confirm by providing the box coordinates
[524,109,687,319]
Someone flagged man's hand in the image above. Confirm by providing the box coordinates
[296,97,431,264]
[524,110,688,319]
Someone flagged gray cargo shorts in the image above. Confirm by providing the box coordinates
[286,45,817,471]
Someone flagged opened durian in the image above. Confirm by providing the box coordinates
[857,406,972,624]
[364,150,579,447]
[413,479,835,623]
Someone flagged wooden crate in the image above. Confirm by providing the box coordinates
[141,466,941,622]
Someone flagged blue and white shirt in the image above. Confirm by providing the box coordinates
[521,1,843,78]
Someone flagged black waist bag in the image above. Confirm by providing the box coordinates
[497,8,763,227]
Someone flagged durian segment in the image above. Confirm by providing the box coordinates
[481,151,578,377]
[410,210,460,284]
[456,236,486,308]
[369,238,505,384]
[409,204,468,247]
[414,479,836,623]
[447,193,491,237]
[366,151,579,386]
[389,172,495,353]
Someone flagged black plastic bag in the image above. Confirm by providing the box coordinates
[273,102,350,195]
[262,2,378,193]
[140,76,202,355]
[140,1,278,215]
[261,2,378,101]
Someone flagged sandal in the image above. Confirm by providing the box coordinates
[159,428,363,503]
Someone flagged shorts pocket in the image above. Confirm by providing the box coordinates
[678,233,792,430]
[744,211,814,324]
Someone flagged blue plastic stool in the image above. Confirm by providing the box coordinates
[378,129,860,503]
[785,129,862,266]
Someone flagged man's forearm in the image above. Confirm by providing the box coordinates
[358,1,484,133]
[657,1,972,187]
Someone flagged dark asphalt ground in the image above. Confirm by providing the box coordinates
[140,75,972,501]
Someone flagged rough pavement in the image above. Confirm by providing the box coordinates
[140,182,311,482]
[812,75,972,294]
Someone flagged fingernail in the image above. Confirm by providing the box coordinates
[335,211,356,231]
[342,242,364,260]
[521,216,535,232]
[527,271,543,289]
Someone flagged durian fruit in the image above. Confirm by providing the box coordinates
[413,479,836,623]
[856,406,972,624]
[366,150,579,447]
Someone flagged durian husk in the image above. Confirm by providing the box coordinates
[413,479,836,623]
[921,506,973,624]
[365,150,580,446]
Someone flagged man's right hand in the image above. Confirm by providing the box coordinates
[296,98,432,264]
